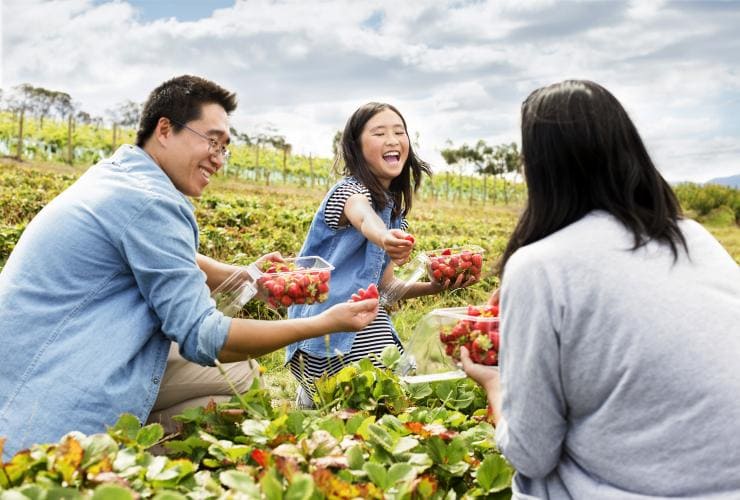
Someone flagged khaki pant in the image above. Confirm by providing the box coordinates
[147,343,262,435]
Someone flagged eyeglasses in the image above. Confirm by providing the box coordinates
[169,118,231,161]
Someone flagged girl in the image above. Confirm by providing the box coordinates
[287,102,470,407]
[462,80,740,498]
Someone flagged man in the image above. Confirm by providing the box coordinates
[0,75,377,457]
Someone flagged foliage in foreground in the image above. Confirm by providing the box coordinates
[0,351,514,499]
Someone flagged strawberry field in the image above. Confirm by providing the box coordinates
[1,159,738,499]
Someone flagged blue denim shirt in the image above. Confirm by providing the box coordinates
[286,178,403,359]
[0,145,231,457]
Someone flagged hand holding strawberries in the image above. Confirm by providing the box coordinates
[350,283,379,302]
[382,229,415,265]
[321,298,379,332]
[439,305,500,366]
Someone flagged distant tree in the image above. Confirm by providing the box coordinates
[332,130,342,159]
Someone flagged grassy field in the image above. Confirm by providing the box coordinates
[2,158,738,404]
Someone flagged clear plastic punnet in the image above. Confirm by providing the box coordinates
[378,253,430,308]
[424,245,485,284]
[210,263,262,317]
[255,256,335,309]
[397,305,500,383]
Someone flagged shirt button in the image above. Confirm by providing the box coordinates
[152,377,160,384]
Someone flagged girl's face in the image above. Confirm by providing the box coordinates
[359,108,410,189]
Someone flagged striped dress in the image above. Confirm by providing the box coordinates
[289,179,406,398]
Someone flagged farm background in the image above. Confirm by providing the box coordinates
[1,133,738,402]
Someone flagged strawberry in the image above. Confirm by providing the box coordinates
[351,283,379,302]
[438,304,500,366]
[404,234,415,244]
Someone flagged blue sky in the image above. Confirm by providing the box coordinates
[92,0,236,23]
[2,0,739,183]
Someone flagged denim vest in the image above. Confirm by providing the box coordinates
[286,178,403,359]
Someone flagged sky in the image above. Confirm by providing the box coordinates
[1,0,739,183]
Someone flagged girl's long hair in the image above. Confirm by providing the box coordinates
[499,80,686,275]
[336,102,431,218]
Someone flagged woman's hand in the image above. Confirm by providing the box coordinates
[487,288,500,306]
[381,229,414,265]
[461,345,502,424]
[321,298,379,332]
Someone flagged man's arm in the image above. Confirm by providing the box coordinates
[218,298,379,361]
[196,253,240,291]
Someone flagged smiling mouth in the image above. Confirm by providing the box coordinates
[383,151,401,165]
[199,167,213,182]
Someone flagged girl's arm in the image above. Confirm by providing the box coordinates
[344,194,413,265]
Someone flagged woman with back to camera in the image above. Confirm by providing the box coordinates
[462,80,740,498]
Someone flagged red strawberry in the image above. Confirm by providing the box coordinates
[365,283,379,299]
[404,235,415,244]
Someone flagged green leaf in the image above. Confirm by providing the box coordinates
[387,463,414,485]
[476,454,514,492]
[92,484,134,500]
[363,462,388,490]
[136,423,164,448]
[366,424,394,453]
[108,413,141,443]
[284,473,314,500]
[260,469,284,500]
[392,436,419,456]
[344,413,365,435]
[81,433,119,469]
[354,416,377,440]
[346,445,365,471]
[220,470,260,496]
[446,437,467,464]
[46,487,83,500]
[380,344,401,369]
[151,492,187,500]
[426,437,446,464]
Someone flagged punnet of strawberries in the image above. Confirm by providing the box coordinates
[426,245,484,284]
[256,257,333,308]
[439,304,500,366]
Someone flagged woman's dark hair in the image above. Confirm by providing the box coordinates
[499,79,686,275]
[136,75,237,147]
[336,102,431,218]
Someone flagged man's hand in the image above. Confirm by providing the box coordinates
[253,251,284,270]
[321,298,379,331]
[382,229,414,265]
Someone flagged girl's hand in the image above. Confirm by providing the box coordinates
[321,298,379,331]
[434,270,480,291]
[382,229,414,265]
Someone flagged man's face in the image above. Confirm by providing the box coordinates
[161,103,230,197]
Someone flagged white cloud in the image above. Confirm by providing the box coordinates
[2,0,739,182]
